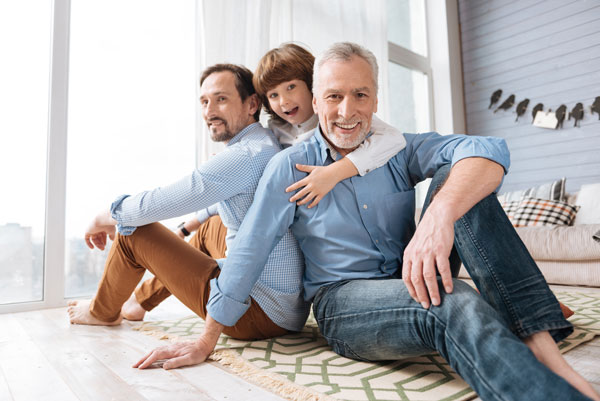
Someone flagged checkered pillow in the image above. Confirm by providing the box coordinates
[500,199,521,222]
[508,197,579,227]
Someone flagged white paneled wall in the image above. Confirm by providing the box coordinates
[459,0,600,194]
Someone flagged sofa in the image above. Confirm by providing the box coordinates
[506,222,600,287]
[454,181,600,288]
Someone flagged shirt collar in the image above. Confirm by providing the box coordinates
[226,122,262,147]
[313,125,345,162]
[295,113,319,133]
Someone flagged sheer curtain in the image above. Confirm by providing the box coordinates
[196,0,388,162]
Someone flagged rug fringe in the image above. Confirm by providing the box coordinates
[133,322,339,401]
[210,348,339,401]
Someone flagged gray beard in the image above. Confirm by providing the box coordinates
[326,125,369,150]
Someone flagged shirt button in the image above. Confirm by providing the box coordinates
[375,239,379,244]
[363,204,368,209]
[366,169,370,173]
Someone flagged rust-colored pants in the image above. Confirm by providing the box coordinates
[89,216,287,340]
[135,215,228,312]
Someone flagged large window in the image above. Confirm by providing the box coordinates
[386,0,434,205]
[64,1,196,297]
[0,2,52,305]
[387,0,432,134]
[387,0,428,57]
[0,1,197,311]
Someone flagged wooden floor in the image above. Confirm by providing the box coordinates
[1,286,599,401]
[0,297,285,401]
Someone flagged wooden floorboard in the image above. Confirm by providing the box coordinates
[0,364,14,401]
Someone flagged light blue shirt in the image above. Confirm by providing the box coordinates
[110,122,310,331]
[207,128,510,326]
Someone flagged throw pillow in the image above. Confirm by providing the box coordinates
[498,177,566,203]
[573,183,600,225]
[508,197,579,227]
[500,199,521,222]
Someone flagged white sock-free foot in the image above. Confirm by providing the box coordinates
[121,293,146,321]
[67,299,122,326]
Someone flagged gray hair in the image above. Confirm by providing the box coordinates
[313,42,379,94]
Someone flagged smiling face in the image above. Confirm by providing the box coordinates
[265,79,314,125]
[312,56,378,156]
[199,71,258,143]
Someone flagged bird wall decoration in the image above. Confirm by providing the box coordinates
[494,94,515,113]
[555,105,567,129]
[515,98,529,122]
[569,103,584,127]
[591,96,600,120]
[488,89,598,129]
[489,89,502,109]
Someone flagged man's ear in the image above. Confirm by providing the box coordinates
[374,96,378,114]
[247,93,260,117]
[312,96,318,114]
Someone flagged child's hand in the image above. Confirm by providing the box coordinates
[285,164,337,208]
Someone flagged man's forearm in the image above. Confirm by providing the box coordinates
[427,157,504,223]
[199,315,225,349]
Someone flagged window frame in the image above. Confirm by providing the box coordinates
[0,0,70,314]
[388,41,436,133]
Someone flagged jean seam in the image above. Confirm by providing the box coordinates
[427,308,511,401]
[457,215,525,337]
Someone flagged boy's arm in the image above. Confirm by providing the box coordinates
[285,115,405,207]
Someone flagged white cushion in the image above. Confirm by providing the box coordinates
[574,183,600,225]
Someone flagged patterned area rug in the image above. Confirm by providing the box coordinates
[133,291,600,401]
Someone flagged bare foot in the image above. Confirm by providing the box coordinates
[67,300,122,326]
[525,331,600,401]
[121,293,146,321]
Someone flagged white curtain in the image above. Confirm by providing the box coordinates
[196,0,388,162]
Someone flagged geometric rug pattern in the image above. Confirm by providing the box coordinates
[134,291,600,401]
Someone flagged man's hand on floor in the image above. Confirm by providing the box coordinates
[134,315,224,370]
[133,339,214,370]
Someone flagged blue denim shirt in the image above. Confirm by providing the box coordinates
[207,127,510,327]
[110,122,310,331]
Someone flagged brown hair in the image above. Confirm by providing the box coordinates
[253,43,315,122]
[200,64,260,121]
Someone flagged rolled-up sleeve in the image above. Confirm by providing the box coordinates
[196,204,219,224]
[401,132,510,186]
[207,278,251,326]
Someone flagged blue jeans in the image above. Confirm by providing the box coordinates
[313,165,585,401]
